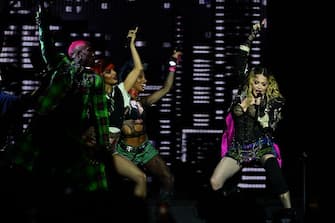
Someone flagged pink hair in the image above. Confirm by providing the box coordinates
[67,40,88,57]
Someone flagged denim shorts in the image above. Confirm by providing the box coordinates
[116,140,159,166]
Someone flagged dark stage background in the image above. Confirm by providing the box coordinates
[0,0,323,222]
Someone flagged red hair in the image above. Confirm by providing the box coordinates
[92,58,115,75]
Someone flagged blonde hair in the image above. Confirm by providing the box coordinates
[244,67,283,101]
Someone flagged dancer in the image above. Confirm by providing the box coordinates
[210,20,294,214]
[88,27,147,199]
[11,1,113,193]
[116,49,182,216]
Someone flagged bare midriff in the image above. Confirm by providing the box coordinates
[121,119,148,147]
[122,134,148,147]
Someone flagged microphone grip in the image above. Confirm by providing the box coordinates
[258,107,265,117]
[259,98,266,117]
[255,94,265,117]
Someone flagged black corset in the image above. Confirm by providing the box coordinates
[232,104,263,144]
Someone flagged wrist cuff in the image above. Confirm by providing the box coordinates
[169,66,176,72]
[168,58,177,72]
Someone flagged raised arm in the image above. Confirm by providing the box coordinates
[123,27,144,91]
[145,50,182,105]
[36,1,60,69]
[236,19,266,82]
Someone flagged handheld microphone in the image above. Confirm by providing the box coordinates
[254,93,262,106]
[258,94,266,117]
